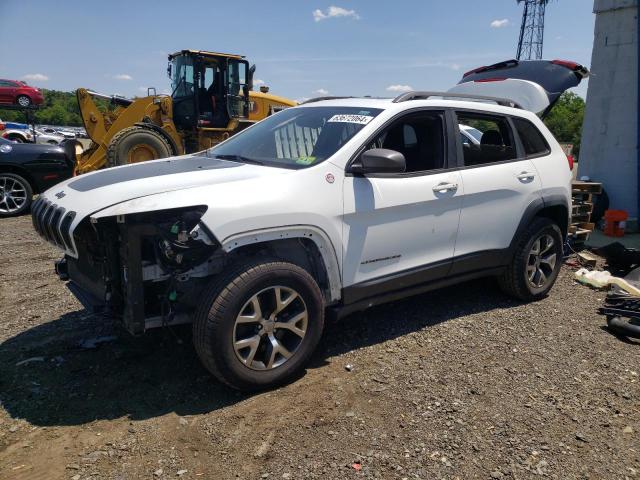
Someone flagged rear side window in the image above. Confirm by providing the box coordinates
[512,117,550,157]
[456,112,517,166]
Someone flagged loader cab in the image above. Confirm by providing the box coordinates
[168,50,250,131]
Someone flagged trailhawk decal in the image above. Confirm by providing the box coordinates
[327,114,374,125]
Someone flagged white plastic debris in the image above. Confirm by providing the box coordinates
[15,357,45,367]
[575,268,640,295]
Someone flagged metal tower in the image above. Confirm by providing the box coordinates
[516,0,550,60]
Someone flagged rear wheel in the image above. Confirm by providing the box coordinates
[499,217,563,301]
[0,173,32,217]
[16,95,31,107]
[106,126,172,167]
[193,260,325,391]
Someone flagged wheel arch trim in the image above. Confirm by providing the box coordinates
[220,225,342,302]
[509,194,569,254]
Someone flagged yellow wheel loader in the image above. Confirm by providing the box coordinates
[75,50,296,174]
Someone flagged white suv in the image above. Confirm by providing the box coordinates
[32,60,588,390]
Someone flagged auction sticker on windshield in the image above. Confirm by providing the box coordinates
[327,114,374,125]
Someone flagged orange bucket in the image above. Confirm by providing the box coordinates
[603,210,628,237]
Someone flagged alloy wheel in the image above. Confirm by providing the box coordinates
[0,175,28,214]
[233,286,308,370]
[526,233,557,288]
[17,96,31,107]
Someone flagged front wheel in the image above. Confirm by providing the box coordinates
[0,173,33,217]
[106,126,172,167]
[499,217,563,301]
[193,260,325,390]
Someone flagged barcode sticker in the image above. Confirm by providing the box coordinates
[327,114,374,125]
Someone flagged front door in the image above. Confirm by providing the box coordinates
[342,110,463,303]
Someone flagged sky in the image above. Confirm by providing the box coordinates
[0,0,596,101]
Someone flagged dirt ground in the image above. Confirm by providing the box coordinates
[1,215,639,480]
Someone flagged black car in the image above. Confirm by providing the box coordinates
[0,137,75,217]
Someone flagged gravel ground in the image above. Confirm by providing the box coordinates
[1,215,639,480]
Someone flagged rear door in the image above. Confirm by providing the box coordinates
[450,110,542,275]
[448,59,589,116]
[0,80,16,104]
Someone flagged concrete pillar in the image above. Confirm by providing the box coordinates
[579,0,639,226]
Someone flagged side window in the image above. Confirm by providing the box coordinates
[368,111,445,173]
[512,117,550,157]
[456,112,517,166]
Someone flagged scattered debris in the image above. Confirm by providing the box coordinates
[345,364,354,372]
[79,335,117,349]
[575,268,640,295]
[154,468,164,477]
[177,470,188,476]
[15,356,44,367]
[575,432,589,443]
[594,242,640,270]
[352,462,362,471]
[623,426,634,434]
[577,251,598,268]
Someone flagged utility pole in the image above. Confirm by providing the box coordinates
[516,0,550,60]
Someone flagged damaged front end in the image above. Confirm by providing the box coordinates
[55,206,224,335]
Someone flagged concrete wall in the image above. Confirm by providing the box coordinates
[579,0,638,223]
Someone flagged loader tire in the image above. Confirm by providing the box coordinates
[106,126,172,167]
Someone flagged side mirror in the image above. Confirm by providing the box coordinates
[351,148,406,174]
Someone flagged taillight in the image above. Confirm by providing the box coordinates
[566,154,574,171]
[0,124,5,131]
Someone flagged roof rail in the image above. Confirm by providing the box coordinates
[391,91,522,109]
[300,96,357,104]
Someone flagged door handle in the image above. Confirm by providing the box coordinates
[432,182,458,193]
[516,171,535,181]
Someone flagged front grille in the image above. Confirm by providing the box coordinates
[31,197,76,253]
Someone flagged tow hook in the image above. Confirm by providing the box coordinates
[55,257,69,281]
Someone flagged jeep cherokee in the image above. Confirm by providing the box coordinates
[32,59,588,390]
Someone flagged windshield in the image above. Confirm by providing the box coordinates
[171,55,194,98]
[208,106,383,168]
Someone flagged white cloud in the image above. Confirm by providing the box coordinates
[490,19,509,28]
[253,78,266,86]
[313,6,360,22]
[450,63,461,71]
[386,84,413,93]
[314,88,329,95]
[114,74,133,81]
[22,73,48,82]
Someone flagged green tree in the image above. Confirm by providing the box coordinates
[0,89,113,127]
[543,91,586,157]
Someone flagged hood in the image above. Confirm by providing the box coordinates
[42,152,288,221]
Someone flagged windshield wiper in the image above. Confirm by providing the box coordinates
[213,154,265,166]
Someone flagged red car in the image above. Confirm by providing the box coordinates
[0,79,44,107]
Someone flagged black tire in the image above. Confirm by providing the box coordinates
[498,217,563,301]
[193,259,325,391]
[16,95,31,107]
[0,173,33,217]
[6,135,24,143]
[106,126,172,167]
[47,140,58,145]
